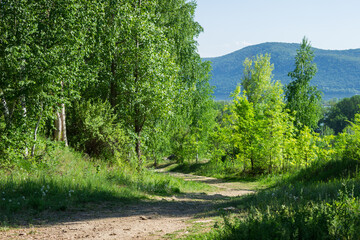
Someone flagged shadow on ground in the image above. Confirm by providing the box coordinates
[1,172,254,229]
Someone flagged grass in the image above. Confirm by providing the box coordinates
[0,146,212,226]
[180,157,360,240]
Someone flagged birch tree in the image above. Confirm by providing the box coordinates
[285,37,322,130]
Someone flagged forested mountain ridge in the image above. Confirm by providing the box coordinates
[205,42,360,100]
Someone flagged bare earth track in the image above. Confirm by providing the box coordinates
[0,171,254,240]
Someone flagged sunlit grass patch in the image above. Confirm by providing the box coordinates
[192,157,360,240]
[0,147,213,225]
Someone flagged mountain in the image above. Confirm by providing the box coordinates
[205,42,360,100]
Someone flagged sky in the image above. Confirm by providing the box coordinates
[194,0,360,58]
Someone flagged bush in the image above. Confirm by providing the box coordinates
[67,100,131,161]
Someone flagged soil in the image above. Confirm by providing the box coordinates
[0,171,254,240]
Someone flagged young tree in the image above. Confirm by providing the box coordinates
[231,87,259,171]
[285,37,322,130]
[231,54,290,172]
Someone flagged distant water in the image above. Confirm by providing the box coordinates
[213,93,359,101]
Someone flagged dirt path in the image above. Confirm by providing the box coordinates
[0,171,254,240]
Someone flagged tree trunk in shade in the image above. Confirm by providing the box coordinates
[54,103,68,146]
[31,108,43,157]
[54,82,68,146]
[21,95,29,157]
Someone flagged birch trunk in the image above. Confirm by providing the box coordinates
[54,103,68,146]
[1,94,10,123]
[54,81,68,146]
[31,110,43,157]
[61,102,68,146]
[21,96,29,157]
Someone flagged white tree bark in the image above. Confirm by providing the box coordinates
[31,107,43,157]
[54,81,68,146]
[61,102,68,146]
[21,95,29,157]
[0,90,10,122]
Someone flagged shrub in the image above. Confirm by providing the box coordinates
[67,100,131,161]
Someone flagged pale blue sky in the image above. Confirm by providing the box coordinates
[195,0,360,58]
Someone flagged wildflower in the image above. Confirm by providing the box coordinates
[22,196,26,200]
[9,199,12,202]
[2,198,5,201]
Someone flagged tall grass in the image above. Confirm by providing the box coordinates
[187,158,360,240]
[0,146,211,224]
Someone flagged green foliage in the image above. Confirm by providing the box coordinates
[67,100,130,161]
[323,95,360,134]
[167,62,216,163]
[231,89,258,171]
[293,126,318,167]
[285,37,322,130]
[242,54,274,104]
[0,0,213,169]
[0,0,99,161]
[226,55,294,173]
[344,114,360,161]
[191,116,360,240]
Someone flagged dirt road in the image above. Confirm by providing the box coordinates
[0,172,254,240]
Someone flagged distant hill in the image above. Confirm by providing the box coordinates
[205,42,360,100]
